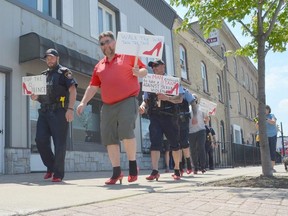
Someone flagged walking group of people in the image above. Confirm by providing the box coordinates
[31,31,217,184]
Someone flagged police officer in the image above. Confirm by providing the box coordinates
[31,48,77,182]
[139,59,184,180]
[178,88,197,175]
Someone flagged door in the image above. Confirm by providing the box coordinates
[29,98,46,171]
[0,73,5,174]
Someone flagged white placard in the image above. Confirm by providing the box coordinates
[22,75,46,95]
[198,98,217,115]
[115,32,164,59]
[142,74,180,96]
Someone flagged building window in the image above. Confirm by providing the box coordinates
[98,3,116,35]
[249,102,253,119]
[221,44,227,67]
[233,57,238,80]
[179,45,188,80]
[72,97,104,151]
[16,0,55,18]
[244,98,248,117]
[29,94,106,153]
[216,74,223,101]
[246,74,250,91]
[201,61,209,93]
[237,92,241,114]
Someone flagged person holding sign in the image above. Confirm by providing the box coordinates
[139,59,184,181]
[31,48,77,182]
[76,31,147,185]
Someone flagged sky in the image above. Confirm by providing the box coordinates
[165,1,288,136]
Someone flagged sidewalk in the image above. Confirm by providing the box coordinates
[0,165,287,216]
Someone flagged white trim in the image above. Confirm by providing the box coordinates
[62,0,74,27]
[89,0,98,39]
[120,12,127,32]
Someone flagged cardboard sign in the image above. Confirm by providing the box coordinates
[142,74,180,96]
[198,98,217,115]
[22,75,46,95]
[115,32,164,59]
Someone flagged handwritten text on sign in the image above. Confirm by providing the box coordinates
[142,74,180,96]
[22,75,46,95]
[198,98,217,116]
[115,32,164,59]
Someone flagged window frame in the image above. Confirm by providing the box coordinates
[216,73,223,102]
[9,0,59,22]
[179,44,188,80]
[201,61,209,93]
[98,3,116,36]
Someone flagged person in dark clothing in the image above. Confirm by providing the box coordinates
[31,48,77,182]
[204,116,217,170]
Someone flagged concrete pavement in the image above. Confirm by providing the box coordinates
[0,165,287,216]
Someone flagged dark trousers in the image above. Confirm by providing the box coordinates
[35,108,68,179]
[205,143,214,169]
[189,129,206,171]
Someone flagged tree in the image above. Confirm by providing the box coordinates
[170,0,288,176]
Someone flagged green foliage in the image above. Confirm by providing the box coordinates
[170,0,288,59]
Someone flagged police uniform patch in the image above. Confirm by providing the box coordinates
[65,71,73,79]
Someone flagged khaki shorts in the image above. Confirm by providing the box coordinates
[100,97,138,146]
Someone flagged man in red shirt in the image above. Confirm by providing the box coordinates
[77,31,147,185]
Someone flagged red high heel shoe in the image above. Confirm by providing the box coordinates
[172,174,181,180]
[143,42,162,56]
[166,83,179,95]
[105,173,124,185]
[128,167,139,183]
[146,173,160,181]
[22,83,32,95]
[186,169,193,175]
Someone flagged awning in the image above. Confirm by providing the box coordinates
[19,32,98,76]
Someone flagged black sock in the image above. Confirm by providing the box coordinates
[174,169,180,176]
[111,166,121,179]
[129,160,137,176]
[186,158,192,170]
[179,162,183,172]
[151,169,159,176]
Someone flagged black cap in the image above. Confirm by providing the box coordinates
[44,48,59,58]
[148,59,165,68]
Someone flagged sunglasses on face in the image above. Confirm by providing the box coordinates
[152,64,160,68]
[100,39,113,46]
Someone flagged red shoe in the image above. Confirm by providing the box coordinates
[146,173,160,181]
[172,174,181,180]
[128,167,139,183]
[186,169,193,175]
[105,173,124,185]
[52,177,62,182]
[44,172,53,179]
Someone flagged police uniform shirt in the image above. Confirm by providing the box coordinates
[39,65,77,105]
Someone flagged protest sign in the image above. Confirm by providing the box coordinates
[115,32,164,59]
[198,97,217,115]
[22,75,46,95]
[142,74,180,96]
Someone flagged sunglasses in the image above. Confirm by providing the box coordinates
[152,64,161,68]
[100,39,113,46]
